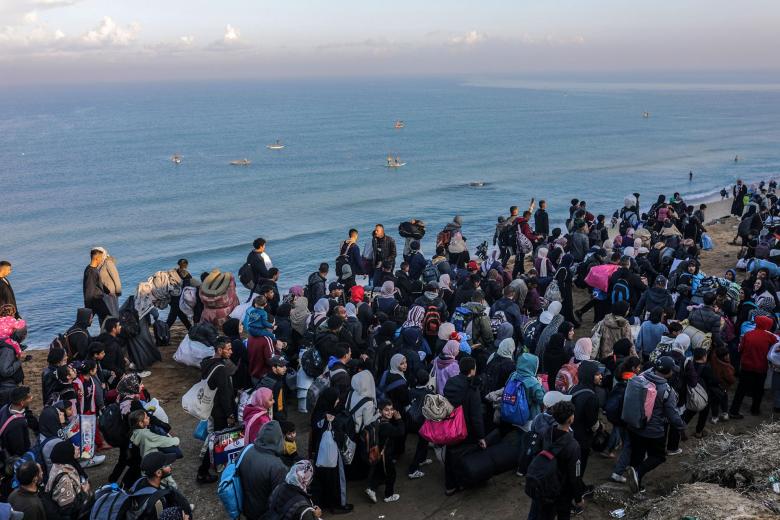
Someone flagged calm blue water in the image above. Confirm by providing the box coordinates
[3,79,780,347]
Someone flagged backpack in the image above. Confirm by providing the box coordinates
[306,368,347,411]
[422,261,439,284]
[217,445,252,520]
[554,361,579,393]
[517,232,533,255]
[49,333,72,356]
[42,472,81,520]
[422,305,441,337]
[755,237,771,259]
[360,421,383,465]
[543,279,562,303]
[90,483,132,520]
[451,306,475,334]
[685,361,709,412]
[611,278,630,305]
[517,429,544,476]
[500,378,531,426]
[522,320,545,354]
[499,221,517,248]
[376,371,406,401]
[300,347,325,378]
[489,311,507,336]
[524,436,563,504]
[238,262,254,290]
[153,320,170,346]
[98,403,126,448]
[335,242,351,279]
[620,374,658,429]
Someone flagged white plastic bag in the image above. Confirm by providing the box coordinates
[173,335,215,368]
[315,428,339,468]
[229,302,252,322]
[182,365,222,420]
[143,398,169,424]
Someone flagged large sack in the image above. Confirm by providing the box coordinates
[584,264,620,292]
[174,335,214,367]
[680,320,712,352]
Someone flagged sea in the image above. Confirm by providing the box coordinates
[3,78,780,348]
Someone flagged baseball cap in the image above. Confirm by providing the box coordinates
[654,356,680,375]
[328,282,343,291]
[543,391,572,408]
[140,452,177,474]
[467,260,479,272]
[270,355,289,368]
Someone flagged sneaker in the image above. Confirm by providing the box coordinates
[729,412,744,420]
[710,416,719,425]
[571,505,585,516]
[407,470,425,479]
[365,488,377,504]
[383,494,400,503]
[81,455,106,468]
[135,370,151,378]
[419,458,433,466]
[627,467,640,494]
[610,473,627,483]
[667,448,683,456]
[719,412,730,421]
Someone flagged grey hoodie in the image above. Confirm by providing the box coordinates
[238,421,288,519]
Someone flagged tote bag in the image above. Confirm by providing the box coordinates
[419,406,467,445]
[182,365,222,420]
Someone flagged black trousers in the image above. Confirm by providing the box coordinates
[368,457,397,497]
[730,370,765,415]
[629,432,666,485]
[166,298,192,330]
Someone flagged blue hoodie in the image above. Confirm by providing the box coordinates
[510,353,546,421]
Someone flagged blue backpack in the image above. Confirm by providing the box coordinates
[611,279,630,305]
[422,261,439,283]
[500,378,531,426]
[377,370,407,401]
[451,307,475,334]
[218,445,253,520]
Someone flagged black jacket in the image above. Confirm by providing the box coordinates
[546,427,584,502]
[0,279,18,317]
[372,234,398,271]
[83,265,105,307]
[453,281,478,309]
[200,357,235,426]
[443,374,485,443]
[568,361,600,448]
[634,287,673,318]
[608,267,645,309]
[0,404,33,457]
[66,308,93,360]
[95,332,126,383]
[534,208,550,236]
[306,272,327,311]
[247,251,269,286]
[413,294,449,325]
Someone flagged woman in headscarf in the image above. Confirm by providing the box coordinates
[534,302,564,372]
[46,441,91,518]
[268,460,320,520]
[223,317,250,391]
[380,354,410,457]
[558,321,576,358]
[400,305,431,360]
[506,353,545,430]
[372,281,399,316]
[534,247,554,279]
[348,371,378,434]
[556,256,579,327]
[437,274,455,313]
[493,321,514,346]
[397,327,425,375]
[273,303,293,343]
[290,293,311,340]
[343,303,364,350]
[310,387,351,513]
[483,338,516,394]
[433,340,460,393]
[543,333,569,383]
[37,401,68,475]
[243,387,274,444]
[483,269,504,305]
[307,298,330,329]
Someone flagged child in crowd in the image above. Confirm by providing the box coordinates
[280,420,300,466]
[243,296,275,339]
[365,399,405,504]
[129,409,181,488]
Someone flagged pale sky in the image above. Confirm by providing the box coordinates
[0,0,778,85]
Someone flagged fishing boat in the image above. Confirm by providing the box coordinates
[267,140,285,150]
[642,111,650,118]
[230,159,251,166]
[171,154,182,164]
[469,181,485,187]
[394,120,405,129]
[385,155,405,168]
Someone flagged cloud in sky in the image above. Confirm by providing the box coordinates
[448,30,487,46]
[81,16,140,47]
[223,24,239,43]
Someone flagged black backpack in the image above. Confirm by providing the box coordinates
[153,320,170,346]
[524,435,563,504]
[335,242,351,279]
[238,261,254,290]
[99,403,126,448]
[517,429,545,476]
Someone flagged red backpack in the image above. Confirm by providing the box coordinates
[555,360,579,393]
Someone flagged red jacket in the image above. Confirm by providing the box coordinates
[247,335,277,380]
[739,316,776,373]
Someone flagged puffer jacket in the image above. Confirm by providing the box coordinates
[442,374,485,444]
[688,305,723,348]
[596,313,634,359]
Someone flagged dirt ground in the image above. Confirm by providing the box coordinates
[22,214,777,519]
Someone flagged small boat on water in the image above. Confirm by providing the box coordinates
[469,181,485,187]
[394,120,405,129]
[171,154,182,164]
[267,140,285,150]
[386,155,405,168]
[230,159,251,166]
[642,111,650,118]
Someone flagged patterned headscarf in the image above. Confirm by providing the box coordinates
[402,306,425,329]
[285,460,315,491]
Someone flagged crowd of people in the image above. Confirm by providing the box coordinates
[1,179,780,519]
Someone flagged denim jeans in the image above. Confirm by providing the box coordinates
[612,427,631,476]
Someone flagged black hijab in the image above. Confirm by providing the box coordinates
[222,318,240,339]
[38,404,65,438]
[50,440,86,478]
[310,387,339,428]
